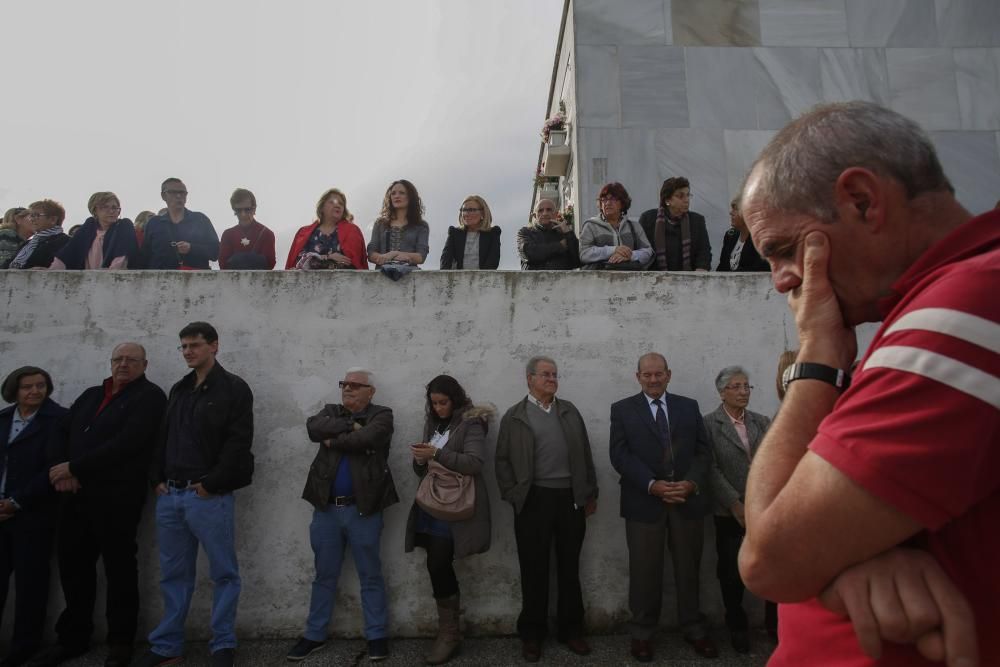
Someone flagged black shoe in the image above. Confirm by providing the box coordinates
[210,649,234,667]
[1,648,40,667]
[367,639,389,662]
[129,650,182,667]
[731,630,751,654]
[286,638,326,662]
[26,645,87,667]
[105,644,133,667]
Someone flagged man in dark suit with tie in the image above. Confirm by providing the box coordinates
[610,352,715,662]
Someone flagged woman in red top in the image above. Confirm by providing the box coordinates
[285,188,368,270]
[219,188,277,269]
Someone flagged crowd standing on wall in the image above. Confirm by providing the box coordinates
[2,101,996,667]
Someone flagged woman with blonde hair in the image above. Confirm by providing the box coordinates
[0,208,33,269]
[285,188,367,270]
[50,192,136,270]
[439,195,501,269]
[8,200,70,269]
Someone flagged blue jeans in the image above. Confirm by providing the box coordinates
[148,488,241,656]
[304,506,388,642]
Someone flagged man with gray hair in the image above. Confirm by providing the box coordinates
[38,343,166,667]
[739,101,996,665]
[496,356,598,662]
[288,368,398,663]
[516,198,581,270]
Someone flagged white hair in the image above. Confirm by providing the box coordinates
[345,367,375,389]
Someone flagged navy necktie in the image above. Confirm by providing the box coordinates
[654,399,674,478]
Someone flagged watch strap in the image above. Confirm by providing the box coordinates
[782,362,851,393]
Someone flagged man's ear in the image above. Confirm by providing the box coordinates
[834,168,882,227]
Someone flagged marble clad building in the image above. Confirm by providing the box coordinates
[536,0,1000,250]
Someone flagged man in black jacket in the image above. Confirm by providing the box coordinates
[286,367,397,664]
[133,323,253,667]
[33,344,166,667]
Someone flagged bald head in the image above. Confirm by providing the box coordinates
[534,198,559,227]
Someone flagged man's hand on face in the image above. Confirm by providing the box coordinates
[789,231,858,371]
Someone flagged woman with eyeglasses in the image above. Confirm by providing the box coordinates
[0,208,33,269]
[638,177,712,271]
[286,188,367,270]
[367,180,430,269]
[49,192,137,270]
[579,182,652,270]
[7,200,70,270]
[405,375,493,665]
[717,198,769,272]
[704,365,774,654]
[219,188,276,270]
[439,195,501,270]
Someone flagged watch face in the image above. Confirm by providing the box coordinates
[781,364,795,394]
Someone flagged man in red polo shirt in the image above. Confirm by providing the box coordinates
[738,101,998,666]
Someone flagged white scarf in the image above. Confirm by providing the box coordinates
[9,226,64,269]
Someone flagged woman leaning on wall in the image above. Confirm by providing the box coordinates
[439,195,501,270]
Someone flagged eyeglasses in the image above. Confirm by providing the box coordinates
[598,196,619,203]
[111,356,143,365]
[460,207,482,214]
[671,192,693,200]
[531,372,558,380]
[99,205,122,213]
[163,189,188,196]
[339,381,372,390]
[28,213,50,220]
[233,207,255,214]
[725,384,754,392]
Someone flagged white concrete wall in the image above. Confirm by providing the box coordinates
[2,270,819,639]
[557,0,1000,253]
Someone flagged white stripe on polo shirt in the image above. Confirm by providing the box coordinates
[864,345,1000,409]
[883,307,1000,354]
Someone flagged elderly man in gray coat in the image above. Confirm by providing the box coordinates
[705,365,775,654]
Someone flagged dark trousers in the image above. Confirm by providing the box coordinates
[0,510,54,658]
[714,515,778,633]
[626,507,706,640]
[513,486,586,642]
[416,534,459,599]
[55,489,145,650]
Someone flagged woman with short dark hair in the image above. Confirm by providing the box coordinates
[638,177,712,271]
[406,375,493,665]
[219,188,277,270]
[579,182,652,269]
[0,366,68,665]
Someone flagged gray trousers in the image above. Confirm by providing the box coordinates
[626,508,707,640]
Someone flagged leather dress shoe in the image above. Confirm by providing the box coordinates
[561,637,590,656]
[521,640,542,663]
[630,638,653,663]
[731,630,751,654]
[685,636,719,658]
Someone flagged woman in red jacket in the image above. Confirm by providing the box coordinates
[285,188,368,270]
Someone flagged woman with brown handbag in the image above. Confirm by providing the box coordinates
[405,375,494,665]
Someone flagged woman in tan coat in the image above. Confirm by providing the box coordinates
[406,375,493,665]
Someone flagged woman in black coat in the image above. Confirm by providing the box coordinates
[0,366,68,665]
[7,200,70,270]
[439,195,501,269]
[716,198,769,272]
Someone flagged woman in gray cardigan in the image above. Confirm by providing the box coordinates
[367,179,430,268]
[406,375,493,665]
[705,365,774,654]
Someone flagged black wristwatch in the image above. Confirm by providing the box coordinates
[782,362,851,394]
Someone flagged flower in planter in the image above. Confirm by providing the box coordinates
[541,112,567,143]
[560,203,574,226]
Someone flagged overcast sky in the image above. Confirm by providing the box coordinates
[0,1,564,269]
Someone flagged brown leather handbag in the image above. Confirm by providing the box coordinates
[415,461,475,521]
